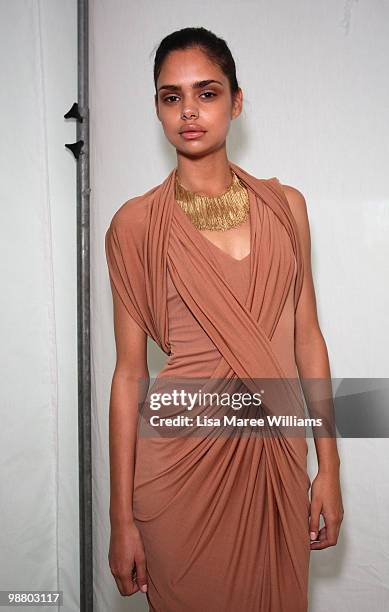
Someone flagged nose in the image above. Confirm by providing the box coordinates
[182,109,198,120]
[181,98,199,120]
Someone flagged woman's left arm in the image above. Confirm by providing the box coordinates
[281,183,344,550]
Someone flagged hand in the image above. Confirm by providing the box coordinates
[309,468,344,550]
[108,521,148,596]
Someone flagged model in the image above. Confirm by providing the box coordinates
[105,26,344,612]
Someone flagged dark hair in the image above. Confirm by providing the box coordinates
[153,27,240,100]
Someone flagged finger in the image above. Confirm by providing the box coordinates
[130,566,141,593]
[135,553,148,593]
[310,521,339,550]
[309,501,321,542]
[323,515,340,547]
[115,573,140,597]
[115,563,140,597]
[310,526,327,550]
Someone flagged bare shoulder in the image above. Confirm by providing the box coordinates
[274,182,312,252]
[278,183,308,218]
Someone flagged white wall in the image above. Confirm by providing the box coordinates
[0,1,79,611]
[92,1,389,610]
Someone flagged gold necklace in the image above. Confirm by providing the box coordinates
[175,169,250,231]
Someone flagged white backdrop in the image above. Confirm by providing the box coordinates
[0,1,79,611]
[6,2,388,612]
[100,0,386,611]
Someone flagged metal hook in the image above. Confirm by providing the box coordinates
[64,101,83,122]
[65,140,84,159]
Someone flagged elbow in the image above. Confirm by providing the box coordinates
[295,327,327,354]
[113,365,150,385]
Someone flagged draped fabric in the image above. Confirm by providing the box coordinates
[105,161,304,357]
[105,161,311,611]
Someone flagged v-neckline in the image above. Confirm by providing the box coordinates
[173,183,255,264]
[203,235,251,263]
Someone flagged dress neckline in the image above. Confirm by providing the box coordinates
[173,186,255,264]
[204,236,251,264]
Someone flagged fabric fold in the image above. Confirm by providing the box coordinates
[104,161,311,611]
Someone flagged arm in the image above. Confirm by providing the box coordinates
[282,184,340,469]
[281,184,344,549]
[107,280,149,595]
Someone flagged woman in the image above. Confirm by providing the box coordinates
[105,27,344,611]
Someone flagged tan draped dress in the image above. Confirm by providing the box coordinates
[105,162,312,611]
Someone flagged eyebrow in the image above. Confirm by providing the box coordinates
[157,79,224,93]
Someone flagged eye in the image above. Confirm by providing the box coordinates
[162,91,217,103]
[163,95,179,103]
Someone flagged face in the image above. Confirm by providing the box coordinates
[155,47,242,158]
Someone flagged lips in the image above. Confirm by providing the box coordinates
[180,130,206,140]
[179,124,206,134]
[179,124,206,140]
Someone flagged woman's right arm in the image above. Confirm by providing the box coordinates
[107,280,149,597]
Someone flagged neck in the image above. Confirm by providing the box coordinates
[175,152,233,196]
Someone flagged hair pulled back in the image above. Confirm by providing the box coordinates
[153,27,240,99]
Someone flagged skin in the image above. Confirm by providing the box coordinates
[108,46,344,598]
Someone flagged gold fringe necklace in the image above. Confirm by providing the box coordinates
[175,169,249,231]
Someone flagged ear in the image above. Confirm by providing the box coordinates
[231,88,243,120]
[154,94,160,120]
